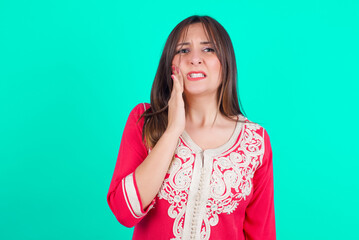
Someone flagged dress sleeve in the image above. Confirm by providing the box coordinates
[107,103,156,228]
[243,128,276,239]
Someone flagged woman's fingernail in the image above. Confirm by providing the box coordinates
[171,75,174,79]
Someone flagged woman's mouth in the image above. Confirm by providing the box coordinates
[187,71,207,81]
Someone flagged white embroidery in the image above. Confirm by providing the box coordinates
[158,142,194,240]
[199,123,265,239]
[159,122,265,240]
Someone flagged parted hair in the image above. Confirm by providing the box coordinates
[138,15,248,150]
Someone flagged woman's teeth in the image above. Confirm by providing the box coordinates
[189,73,205,78]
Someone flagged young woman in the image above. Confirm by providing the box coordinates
[107,15,276,240]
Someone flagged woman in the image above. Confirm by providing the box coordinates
[107,15,276,240]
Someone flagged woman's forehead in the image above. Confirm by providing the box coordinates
[177,23,213,44]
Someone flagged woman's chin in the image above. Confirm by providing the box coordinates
[183,87,217,98]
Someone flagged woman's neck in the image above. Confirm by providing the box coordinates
[184,94,220,128]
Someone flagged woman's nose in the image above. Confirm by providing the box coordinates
[190,51,202,65]
[191,57,202,65]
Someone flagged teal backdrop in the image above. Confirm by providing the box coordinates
[1,0,358,239]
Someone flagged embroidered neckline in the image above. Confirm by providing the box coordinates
[159,119,264,240]
[180,115,246,156]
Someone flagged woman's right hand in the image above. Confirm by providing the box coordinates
[166,64,186,137]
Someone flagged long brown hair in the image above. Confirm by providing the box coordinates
[139,15,250,150]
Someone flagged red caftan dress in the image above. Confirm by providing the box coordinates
[107,103,276,240]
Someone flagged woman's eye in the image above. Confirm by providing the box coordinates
[176,48,189,54]
[204,48,215,52]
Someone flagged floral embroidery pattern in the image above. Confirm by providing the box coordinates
[158,141,194,240]
[200,123,265,239]
[158,122,265,240]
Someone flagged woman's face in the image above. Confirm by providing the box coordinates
[172,23,222,98]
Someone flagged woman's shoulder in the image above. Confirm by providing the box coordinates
[125,103,151,131]
[130,102,151,116]
[238,114,269,136]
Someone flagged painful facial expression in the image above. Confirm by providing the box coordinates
[172,23,222,98]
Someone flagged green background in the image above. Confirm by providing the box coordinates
[1,0,358,239]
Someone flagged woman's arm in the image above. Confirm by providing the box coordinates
[135,65,185,210]
[107,65,185,228]
[107,103,182,228]
[135,129,181,209]
[107,103,155,228]
[243,128,276,239]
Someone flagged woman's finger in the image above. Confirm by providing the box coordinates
[172,65,183,91]
[171,74,181,96]
[175,66,183,90]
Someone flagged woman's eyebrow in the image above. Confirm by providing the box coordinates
[177,41,214,46]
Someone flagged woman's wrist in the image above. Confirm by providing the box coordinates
[164,127,183,139]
